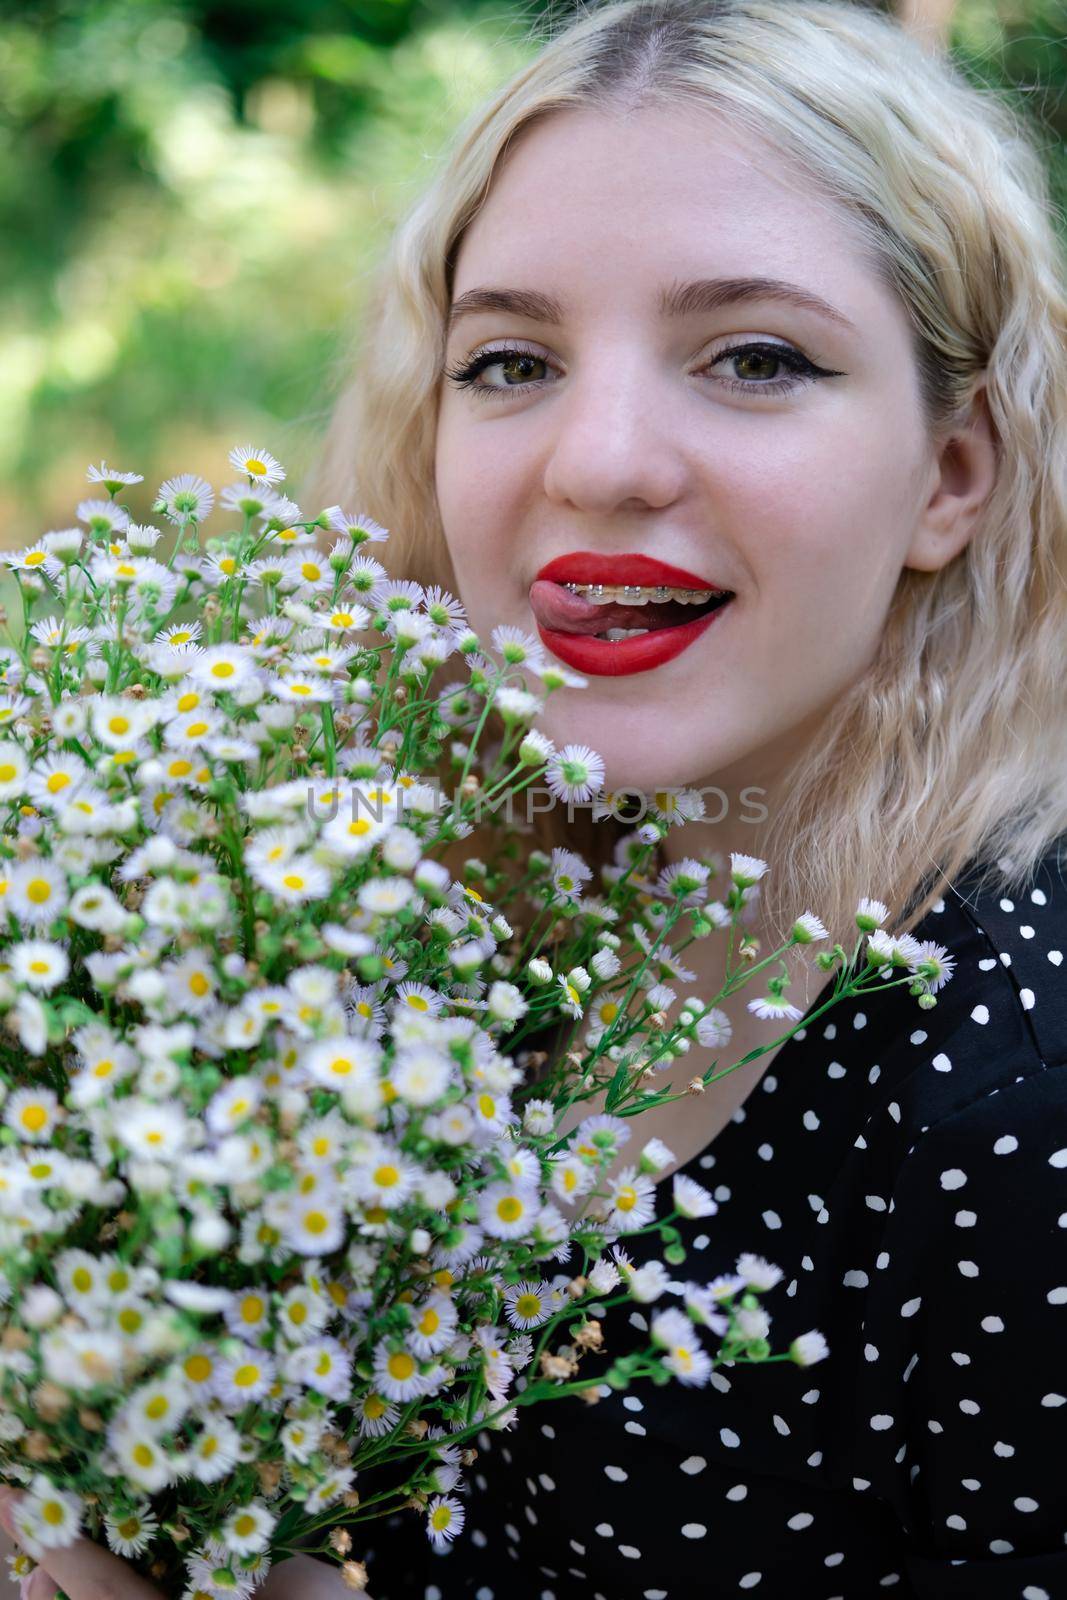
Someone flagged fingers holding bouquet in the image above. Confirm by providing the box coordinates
[0,1485,165,1600]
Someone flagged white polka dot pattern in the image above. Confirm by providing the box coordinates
[360,836,1067,1598]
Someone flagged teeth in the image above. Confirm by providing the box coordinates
[562,582,725,605]
[597,628,651,641]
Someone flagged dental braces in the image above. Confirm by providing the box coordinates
[561,582,728,604]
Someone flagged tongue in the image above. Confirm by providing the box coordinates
[529,579,701,636]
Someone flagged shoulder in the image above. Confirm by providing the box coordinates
[835,832,1067,1170]
[943,829,1067,1073]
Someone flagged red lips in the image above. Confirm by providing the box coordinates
[535,551,728,589]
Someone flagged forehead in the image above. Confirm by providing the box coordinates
[451,102,879,318]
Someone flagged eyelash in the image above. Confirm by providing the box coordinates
[443,340,839,402]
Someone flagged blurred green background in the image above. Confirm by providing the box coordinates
[1,0,1064,543]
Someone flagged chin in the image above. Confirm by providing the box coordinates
[535,700,707,795]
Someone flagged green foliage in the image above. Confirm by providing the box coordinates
[0,0,1063,540]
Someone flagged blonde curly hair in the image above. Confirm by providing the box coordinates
[303,0,1067,949]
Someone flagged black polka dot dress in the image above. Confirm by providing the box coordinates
[361,835,1067,1599]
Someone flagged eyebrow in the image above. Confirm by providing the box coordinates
[446,275,856,335]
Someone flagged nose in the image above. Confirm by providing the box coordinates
[540,353,687,517]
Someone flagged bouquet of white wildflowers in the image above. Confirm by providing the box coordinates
[0,448,956,1597]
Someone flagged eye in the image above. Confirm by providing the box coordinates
[443,340,845,401]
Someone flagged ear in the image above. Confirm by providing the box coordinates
[904,375,999,573]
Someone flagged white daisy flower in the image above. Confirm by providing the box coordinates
[322,602,371,632]
[587,1257,622,1294]
[205,1075,262,1135]
[122,1375,190,1436]
[0,692,31,730]
[694,1006,732,1048]
[555,972,585,1019]
[670,1280,725,1336]
[790,1329,830,1366]
[501,1280,554,1331]
[106,1423,176,1492]
[53,1248,107,1311]
[488,624,542,666]
[154,620,203,652]
[372,1340,428,1403]
[41,1326,124,1390]
[283,551,333,593]
[548,1153,596,1206]
[175,1340,226,1389]
[855,896,890,931]
[40,527,84,563]
[29,616,95,659]
[117,1100,190,1162]
[187,1413,242,1483]
[356,876,415,915]
[12,1474,83,1559]
[282,1334,353,1400]
[280,1192,345,1256]
[746,994,804,1022]
[243,823,307,874]
[273,1280,327,1344]
[220,1499,275,1557]
[324,505,389,546]
[605,1166,657,1232]
[228,445,286,487]
[300,1036,379,1100]
[545,743,606,804]
[218,483,280,519]
[0,740,28,799]
[353,1390,399,1440]
[736,1252,784,1291]
[87,461,144,489]
[735,1304,771,1341]
[654,1320,714,1388]
[571,1112,631,1168]
[426,1494,466,1552]
[4,1087,62,1143]
[389,1047,451,1107]
[908,938,956,993]
[256,856,332,904]
[477,1181,539,1241]
[25,752,91,809]
[4,543,63,580]
[125,523,163,554]
[161,709,223,750]
[14,992,49,1054]
[90,696,158,749]
[188,644,255,693]
[10,938,69,991]
[672,1173,719,1220]
[730,852,769,887]
[319,808,393,865]
[628,1260,673,1303]
[406,1294,459,1358]
[303,1465,357,1515]
[348,1146,418,1211]
[792,911,829,944]
[269,671,334,704]
[549,846,593,901]
[155,472,215,525]
[212,1346,276,1411]
[103,1501,158,1558]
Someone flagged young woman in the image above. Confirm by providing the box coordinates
[5,0,1065,1595]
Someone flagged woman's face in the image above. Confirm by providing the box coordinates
[434,104,961,805]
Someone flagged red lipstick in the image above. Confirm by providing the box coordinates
[530,550,734,678]
[535,552,728,590]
